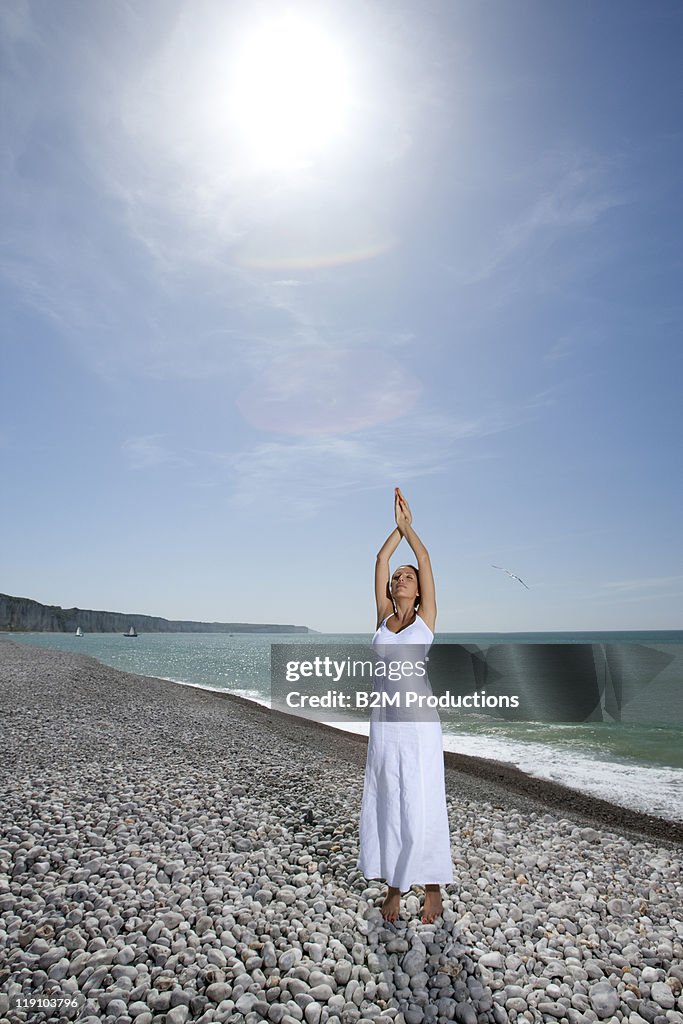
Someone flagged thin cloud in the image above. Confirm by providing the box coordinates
[215,394,549,516]
[0,0,31,44]
[600,575,683,594]
[153,413,505,518]
[223,436,442,517]
[447,151,635,287]
[584,589,683,607]
[122,435,193,470]
[544,336,576,362]
[145,384,558,519]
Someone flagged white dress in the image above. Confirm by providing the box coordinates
[357,614,454,892]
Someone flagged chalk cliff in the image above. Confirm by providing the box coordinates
[0,593,311,634]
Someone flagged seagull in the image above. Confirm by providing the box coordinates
[492,565,530,589]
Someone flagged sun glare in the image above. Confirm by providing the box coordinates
[228,13,352,170]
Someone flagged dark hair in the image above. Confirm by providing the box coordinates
[387,564,421,612]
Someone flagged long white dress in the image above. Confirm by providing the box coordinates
[357,614,454,893]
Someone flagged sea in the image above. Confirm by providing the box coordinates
[4,629,682,825]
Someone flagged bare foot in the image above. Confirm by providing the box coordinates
[421,886,442,924]
[381,886,401,923]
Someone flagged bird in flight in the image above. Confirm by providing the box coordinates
[492,565,530,589]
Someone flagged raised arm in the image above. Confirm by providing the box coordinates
[395,489,437,632]
[375,528,401,629]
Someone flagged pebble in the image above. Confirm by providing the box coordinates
[1,641,682,1024]
[589,981,621,1018]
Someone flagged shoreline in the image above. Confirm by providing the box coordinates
[217,692,683,848]
[98,665,683,847]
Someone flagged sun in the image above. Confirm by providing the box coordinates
[227,12,353,171]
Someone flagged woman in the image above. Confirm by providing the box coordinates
[357,487,454,924]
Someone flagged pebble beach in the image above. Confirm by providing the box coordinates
[0,639,681,1024]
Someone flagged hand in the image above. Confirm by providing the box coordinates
[394,487,413,533]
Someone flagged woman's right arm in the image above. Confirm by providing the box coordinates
[375,528,401,628]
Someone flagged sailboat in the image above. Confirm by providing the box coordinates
[124,625,138,637]
[75,626,83,637]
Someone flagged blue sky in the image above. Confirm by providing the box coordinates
[1,0,681,633]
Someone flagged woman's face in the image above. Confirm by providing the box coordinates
[390,565,420,604]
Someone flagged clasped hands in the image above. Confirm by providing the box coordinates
[394,486,413,535]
